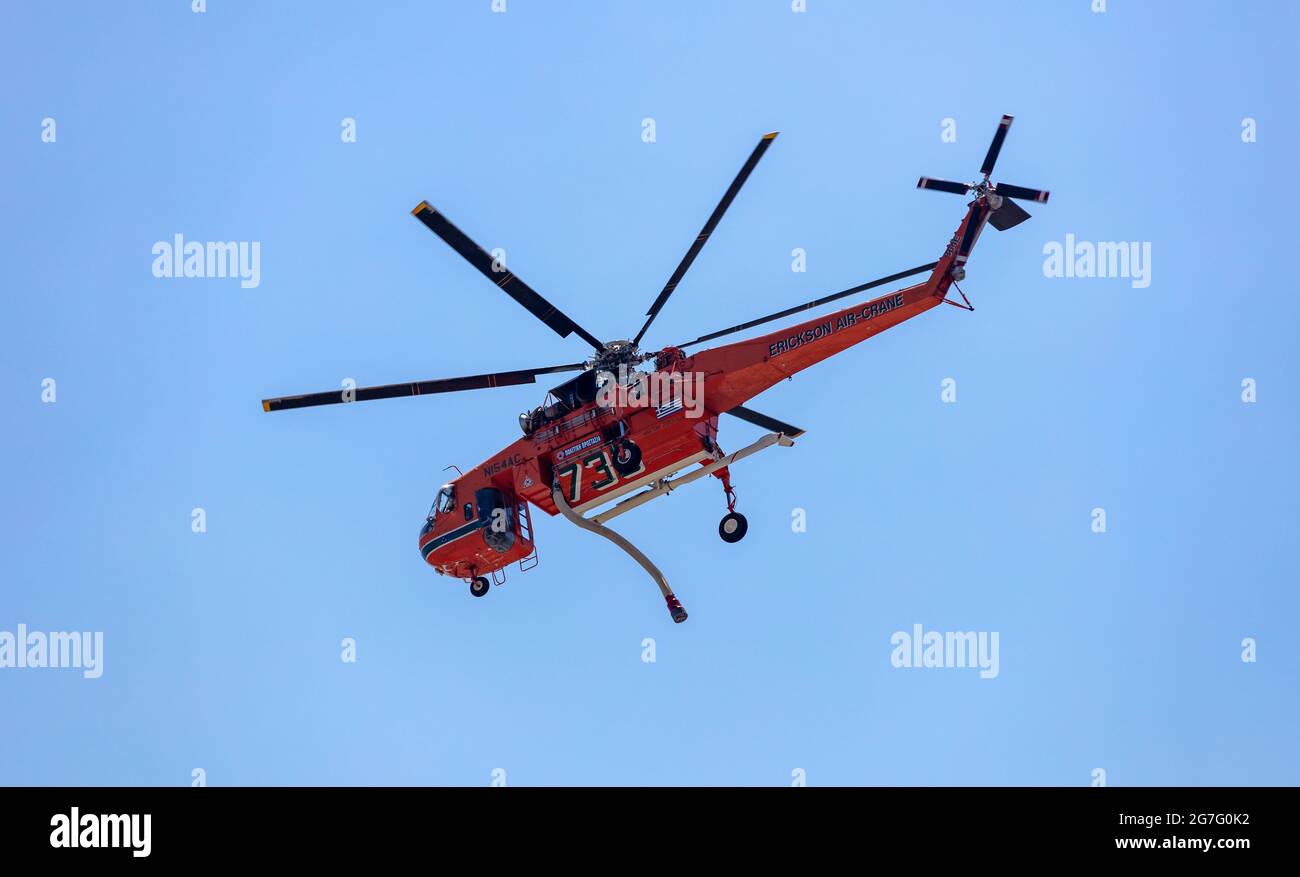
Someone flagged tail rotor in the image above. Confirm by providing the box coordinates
[916,114,1050,231]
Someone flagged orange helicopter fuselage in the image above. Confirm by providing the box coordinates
[418,202,974,583]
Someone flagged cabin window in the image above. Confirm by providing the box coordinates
[434,485,456,517]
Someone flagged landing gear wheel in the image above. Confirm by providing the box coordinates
[612,439,642,476]
[718,512,748,543]
[469,576,491,598]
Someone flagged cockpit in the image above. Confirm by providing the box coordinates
[421,483,457,537]
[433,484,456,517]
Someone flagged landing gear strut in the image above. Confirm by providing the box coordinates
[715,465,747,543]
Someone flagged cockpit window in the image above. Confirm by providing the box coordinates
[434,484,456,517]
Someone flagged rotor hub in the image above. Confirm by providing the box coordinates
[594,340,646,373]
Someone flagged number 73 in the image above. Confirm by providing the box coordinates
[555,449,619,504]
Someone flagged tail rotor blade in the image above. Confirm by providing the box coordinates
[980,114,1014,177]
[993,183,1049,203]
[917,177,972,196]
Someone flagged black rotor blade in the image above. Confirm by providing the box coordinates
[631,132,779,348]
[724,405,806,438]
[917,177,972,196]
[262,363,586,413]
[411,201,604,351]
[956,202,988,259]
[988,198,1032,231]
[981,114,1014,177]
[674,261,937,349]
[992,182,1050,204]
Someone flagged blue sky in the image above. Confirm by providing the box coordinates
[2,1,1297,786]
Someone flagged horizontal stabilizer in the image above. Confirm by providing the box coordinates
[988,198,1032,231]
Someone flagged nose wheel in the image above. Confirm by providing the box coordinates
[469,576,491,598]
[718,511,748,543]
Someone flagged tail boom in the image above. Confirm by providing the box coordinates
[688,200,987,414]
[689,277,943,413]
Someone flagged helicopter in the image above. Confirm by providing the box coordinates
[262,114,1049,624]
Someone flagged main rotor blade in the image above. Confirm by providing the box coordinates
[631,132,780,348]
[674,261,938,349]
[980,114,1014,177]
[411,201,604,351]
[262,363,587,412]
[724,405,806,438]
[917,177,971,195]
[992,182,1050,204]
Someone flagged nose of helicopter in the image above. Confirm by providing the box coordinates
[418,517,438,566]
